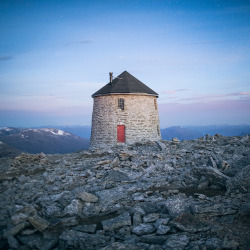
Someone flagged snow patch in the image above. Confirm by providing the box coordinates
[4,128,13,131]
[57,129,66,135]
[0,127,13,131]
[41,128,70,136]
[27,129,39,133]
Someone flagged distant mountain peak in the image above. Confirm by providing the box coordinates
[41,128,71,136]
[25,128,71,136]
[0,127,89,155]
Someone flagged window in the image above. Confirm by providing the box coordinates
[118,98,124,110]
[154,99,157,110]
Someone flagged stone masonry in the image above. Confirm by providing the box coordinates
[90,94,161,148]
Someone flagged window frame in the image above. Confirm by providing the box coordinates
[154,99,158,110]
[118,98,125,110]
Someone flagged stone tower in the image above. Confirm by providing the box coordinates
[90,71,161,148]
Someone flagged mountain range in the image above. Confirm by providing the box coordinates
[36,125,92,139]
[0,141,22,158]
[0,127,89,156]
[42,124,250,141]
[0,124,249,157]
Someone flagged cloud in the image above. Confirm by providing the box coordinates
[180,95,223,101]
[183,40,226,45]
[65,40,93,46]
[163,89,189,95]
[77,40,93,44]
[0,55,13,61]
[230,92,250,96]
[178,92,250,102]
[158,98,250,127]
[182,38,248,46]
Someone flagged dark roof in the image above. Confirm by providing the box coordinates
[92,71,158,98]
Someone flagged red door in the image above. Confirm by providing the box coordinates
[117,125,125,143]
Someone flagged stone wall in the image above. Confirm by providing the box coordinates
[90,94,161,148]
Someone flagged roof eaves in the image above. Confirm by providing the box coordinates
[92,92,158,98]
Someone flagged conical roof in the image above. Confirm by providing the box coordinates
[92,71,158,98]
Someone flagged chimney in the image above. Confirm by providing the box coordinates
[109,72,113,84]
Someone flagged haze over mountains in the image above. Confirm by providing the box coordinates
[161,125,250,141]
[0,128,89,156]
[0,125,250,157]
[44,124,250,141]
[42,125,250,140]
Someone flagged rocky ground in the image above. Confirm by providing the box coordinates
[0,134,249,250]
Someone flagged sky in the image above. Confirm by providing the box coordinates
[0,0,250,128]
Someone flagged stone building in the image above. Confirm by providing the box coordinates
[90,71,161,148]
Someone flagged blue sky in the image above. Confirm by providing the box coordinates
[0,0,250,128]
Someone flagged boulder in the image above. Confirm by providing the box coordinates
[156,225,170,235]
[105,169,131,182]
[10,205,37,225]
[74,224,97,233]
[191,202,238,216]
[164,233,190,250]
[77,191,99,203]
[226,165,250,194]
[156,141,167,151]
[96,186,130,208]
[205,238,222,249]
[154,218,170,229]
[172,137,180,143]
[171,213,211,233]
[17,232,58,250]
[140,235,169,245]
[102,212,131,231]
[29,215,49,232]
[102,242,143,250]
[163,193,190,218]
[63,199,83,216]
[133,212,142,226]
[3,222,29,238]
[58,230,107,249]
[222,238,239,249]
[143,213,160,223]
[17,233,44,249]
[44,204,62,217]
[132,223,156,236]
[7,236,19,249]
[191,166,229,188]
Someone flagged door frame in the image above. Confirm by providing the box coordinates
[117,125,125,143]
